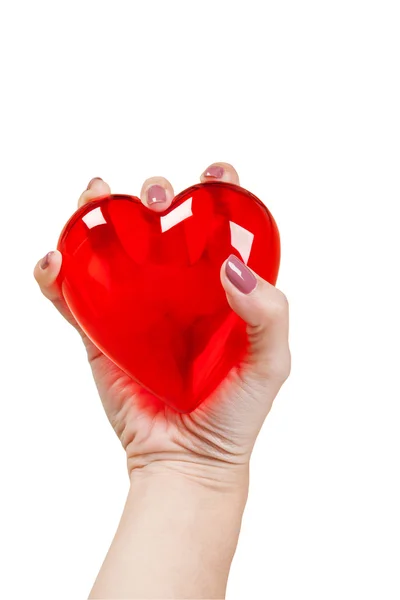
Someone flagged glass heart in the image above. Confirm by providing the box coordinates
[57,182,280,413]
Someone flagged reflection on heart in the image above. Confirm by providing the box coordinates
[57,182,280,412]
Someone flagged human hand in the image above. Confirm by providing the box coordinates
[34,163,291,487]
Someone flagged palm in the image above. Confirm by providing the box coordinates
[84,337,261,466]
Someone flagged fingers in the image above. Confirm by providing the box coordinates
[33,250,82,330]
[220,255,291,385]
[36,170,246,338]
[139,164,239,214]
[200,162,240,185]
[34,176,113,333]
[78,177,111,207]
[35,174,176,339]
[140,176,175,212]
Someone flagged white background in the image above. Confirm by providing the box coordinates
[1,1,399,598]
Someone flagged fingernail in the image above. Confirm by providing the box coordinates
[40,251,54,270]
[203,165,224,179]
[87,177,103,190]
[146,184,167,205]
[225,254,257,294]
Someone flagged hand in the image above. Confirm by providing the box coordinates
[34,163,291,487]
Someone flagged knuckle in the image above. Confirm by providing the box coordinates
[245,357,291,391]
[265,291,289,320]
[265,350,292,384]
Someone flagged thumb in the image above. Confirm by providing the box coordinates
[221,254,291,385]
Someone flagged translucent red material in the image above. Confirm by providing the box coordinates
[57,182,280,413]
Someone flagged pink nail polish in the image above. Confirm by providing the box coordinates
[203,165,224,179]
[147,184,167,205]
[87,177,103,190]
[225,254,257,294]
[40,251,54,270]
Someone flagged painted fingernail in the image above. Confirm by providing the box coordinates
[225,254,257,294]
[203,165,224,179]
[40,251,54,270]
[87,177,103,190]
[147,184,167,205]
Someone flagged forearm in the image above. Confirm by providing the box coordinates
[89,461,249,599]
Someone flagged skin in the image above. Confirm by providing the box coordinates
[34,163,291,599]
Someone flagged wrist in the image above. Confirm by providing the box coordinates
[129,455,250,493]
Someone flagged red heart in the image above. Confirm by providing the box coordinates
[57,182,280,413]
